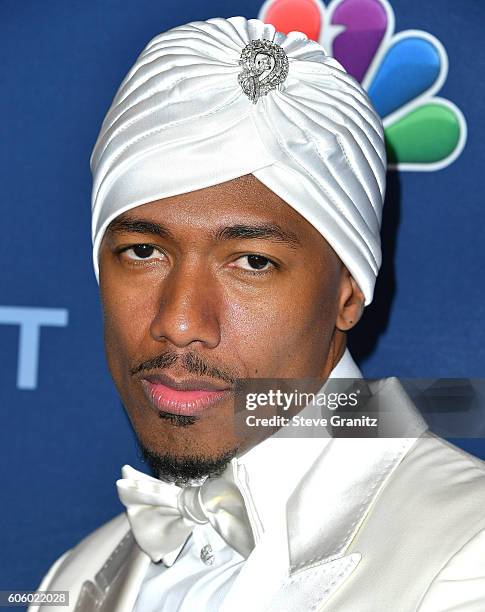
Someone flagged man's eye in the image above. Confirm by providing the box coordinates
[232,254,275,272]
[122,244,165,261]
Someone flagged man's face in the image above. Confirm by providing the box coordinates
[99,174,353,481]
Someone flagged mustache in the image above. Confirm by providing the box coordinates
[130,350,237,386]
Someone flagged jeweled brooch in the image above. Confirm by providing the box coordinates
[238,39,289,103]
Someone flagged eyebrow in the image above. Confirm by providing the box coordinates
[106,217,175,240]
[107,216,301,249]
[214,224,300,248]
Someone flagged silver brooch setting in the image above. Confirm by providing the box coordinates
[238,39,289,104]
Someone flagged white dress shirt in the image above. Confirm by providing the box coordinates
[133,349,362,611]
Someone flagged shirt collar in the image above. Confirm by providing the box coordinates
[230,348,363,539]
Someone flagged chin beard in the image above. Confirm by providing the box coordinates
[138,443,238,487]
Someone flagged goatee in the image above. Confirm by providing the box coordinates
[138,444,238,487]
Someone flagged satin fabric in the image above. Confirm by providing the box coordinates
[90,16,386,304]
[117,464,254,565]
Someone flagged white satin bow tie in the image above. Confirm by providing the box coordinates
[116,465,255,566]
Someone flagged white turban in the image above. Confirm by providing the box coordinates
[91,16,386,304]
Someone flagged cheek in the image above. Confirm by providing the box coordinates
[219,270,340,377]
[100,279,152,377]
[220,296,282,375]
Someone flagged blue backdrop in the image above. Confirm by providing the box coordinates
[1,0,484,594]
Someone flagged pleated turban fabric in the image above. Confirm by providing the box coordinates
[91,16,387,304]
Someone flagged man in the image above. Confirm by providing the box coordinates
[31,15,485,612]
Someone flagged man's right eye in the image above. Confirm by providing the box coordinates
[120,244,166,261]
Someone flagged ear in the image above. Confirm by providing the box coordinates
[335,267,365,332]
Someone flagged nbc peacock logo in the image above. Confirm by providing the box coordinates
[258,0,467,171]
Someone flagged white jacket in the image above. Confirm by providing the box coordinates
[30,378,485,611]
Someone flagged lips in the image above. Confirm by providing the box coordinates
[140,373,231,416]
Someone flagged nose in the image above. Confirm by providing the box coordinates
[149,259,221,349]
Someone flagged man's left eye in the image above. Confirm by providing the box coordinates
[232,254,274,272]
[123,244,165,261]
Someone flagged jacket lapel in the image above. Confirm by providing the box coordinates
[73,531,151,612]
[267,378,428,611]
[264,553,362,612]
